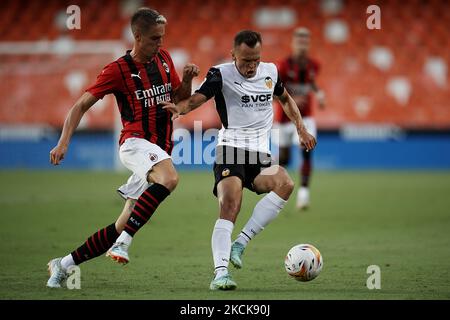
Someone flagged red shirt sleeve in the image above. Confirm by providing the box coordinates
[85,62,121,100]
[277,58,289,82]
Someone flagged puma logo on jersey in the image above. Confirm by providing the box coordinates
[131,71,141,79]
[234,81,244,88]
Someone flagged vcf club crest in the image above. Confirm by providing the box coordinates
[264,76,273,89]
[222,168,230,177]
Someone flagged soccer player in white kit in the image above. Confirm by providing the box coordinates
[163,30,316,290]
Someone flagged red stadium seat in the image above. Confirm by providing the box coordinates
[0,0,448,130]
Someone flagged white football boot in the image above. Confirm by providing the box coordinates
[46,257,68,288]
[106,242,130,264]
[296,187,310,210]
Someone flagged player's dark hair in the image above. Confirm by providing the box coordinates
[131,7,167,35]
[234,30,262,48]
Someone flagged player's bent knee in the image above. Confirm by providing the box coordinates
[219,198,241,219]
[283,177,295,194]
[273,169,294,198]
[149,171,179,192]
[160,173,179,192]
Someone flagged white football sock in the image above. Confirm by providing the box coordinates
[235,191,286,247]
[211,218,234,279]
[60,254,75,271]
[116,231,133,246]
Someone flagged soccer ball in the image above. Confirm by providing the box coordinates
[284,244,323,282]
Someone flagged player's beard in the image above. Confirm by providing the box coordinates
[146,47,159,60]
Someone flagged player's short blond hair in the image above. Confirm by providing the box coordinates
[131,7,167,35]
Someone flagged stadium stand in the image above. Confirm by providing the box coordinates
[0,0,448,130]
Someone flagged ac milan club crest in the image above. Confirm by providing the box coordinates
[149,153,158,162]
[162,62,170,73]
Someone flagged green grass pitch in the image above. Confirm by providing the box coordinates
[0,170,449,299]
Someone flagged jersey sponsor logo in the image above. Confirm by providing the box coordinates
[287,83,313,96]
[149,153,159,162]
[134,83,173,107]
[241,94,272,104]
[264,76,273,89]
[287,67,316,80]
[131,71,141,79]
[287,70,296,78]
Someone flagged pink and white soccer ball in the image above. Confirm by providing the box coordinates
[284,244,323,282]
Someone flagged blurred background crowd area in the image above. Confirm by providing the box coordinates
[0,0,449,132]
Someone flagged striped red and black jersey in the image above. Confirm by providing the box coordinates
[277,56,320,121]
[86,49,181,154]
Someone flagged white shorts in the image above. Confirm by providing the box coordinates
[275,117,317,148]
[117,138,171,200]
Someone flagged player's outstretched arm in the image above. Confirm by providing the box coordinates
[161,93,208,121]
[173,63,200,103]
[276,88,317,151]
[49,92,98,165]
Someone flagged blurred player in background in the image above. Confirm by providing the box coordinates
[277,27,325,210]
[46,8,199,288]
[163,30,316,290]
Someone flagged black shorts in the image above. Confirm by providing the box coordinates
[213,146,272,197]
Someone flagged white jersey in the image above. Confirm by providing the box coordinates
[196,62,284,154]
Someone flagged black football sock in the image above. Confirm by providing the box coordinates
[301,149,312,187]
[124,183,170,236]
[71,223,119,265]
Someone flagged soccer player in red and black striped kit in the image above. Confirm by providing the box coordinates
[46,8,199,288]
[276,27,326,210]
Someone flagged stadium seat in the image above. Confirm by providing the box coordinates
[0,0,448,130]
